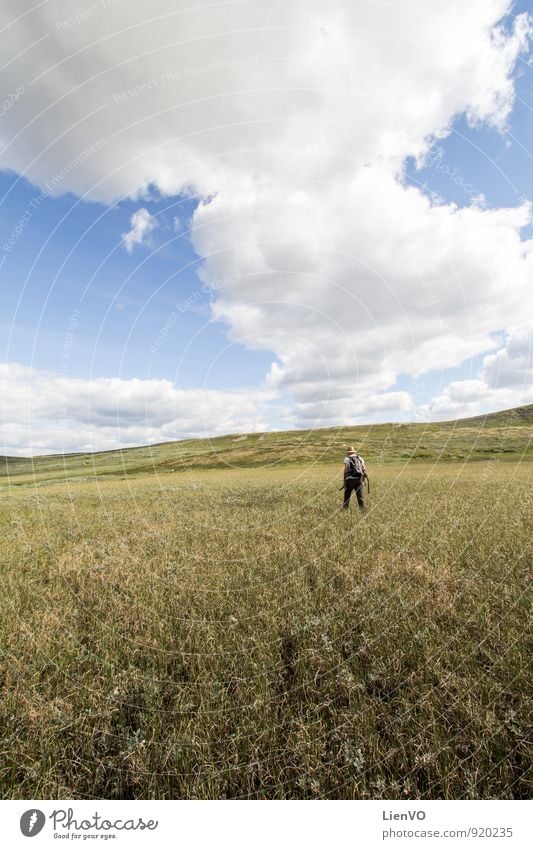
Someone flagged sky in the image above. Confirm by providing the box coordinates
[0,0,532,456]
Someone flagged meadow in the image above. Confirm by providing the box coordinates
[0,442,531,799]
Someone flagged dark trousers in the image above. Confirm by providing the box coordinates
[343,476,365,510]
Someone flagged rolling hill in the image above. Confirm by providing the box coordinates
[1,404,531,488]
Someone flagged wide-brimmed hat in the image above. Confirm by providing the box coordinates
[346,446,356,454]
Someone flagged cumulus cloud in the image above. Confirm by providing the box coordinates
[196,174,531,413]
[121,207,157,252]
[419,323,533,420]
[0,0,532,442]
[0,364,273,456]
[286,391,415,430]
[2,1,530,200]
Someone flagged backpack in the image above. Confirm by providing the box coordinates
[347,455,364,477]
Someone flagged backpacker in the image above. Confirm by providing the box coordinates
[347,454,364,477]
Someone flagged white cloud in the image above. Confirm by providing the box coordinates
[0,0,532,441]
[2,1,529,201]
[193,173,532,424]
[121,207,157,252]
[0,363,273,456]
[286,391,415,430]
[418,322,533,420]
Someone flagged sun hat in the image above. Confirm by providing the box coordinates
[346,446,356,454]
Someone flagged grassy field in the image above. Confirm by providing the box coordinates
[0,452,531,799]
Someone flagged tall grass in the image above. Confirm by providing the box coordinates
[0,461,530,799]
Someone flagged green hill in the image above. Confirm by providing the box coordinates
[437,404,533,428]
[1,404,531,488]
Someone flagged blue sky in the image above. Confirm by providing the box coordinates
[0,0,531,453]
[404,51,533,221]
[0,179,273,387]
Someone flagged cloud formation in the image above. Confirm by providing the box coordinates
[2,323,528,455]
[0,363,272,455]
[419,322,533,420]
[121,207,157,252]
[0,0,531,444]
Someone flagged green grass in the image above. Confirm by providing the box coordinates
[0,458,531,799]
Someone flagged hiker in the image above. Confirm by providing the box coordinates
[342,446,367,511]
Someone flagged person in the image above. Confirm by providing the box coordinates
[342,446,367,511]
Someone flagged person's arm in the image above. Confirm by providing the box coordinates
[342,459,348,481]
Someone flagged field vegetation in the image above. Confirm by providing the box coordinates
[0,408,531,798]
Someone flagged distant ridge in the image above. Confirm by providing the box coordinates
[437,404,533,428]
[1,403,531,487]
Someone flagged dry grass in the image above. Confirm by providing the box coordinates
[0,461,531,799]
